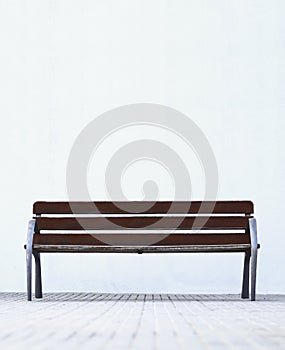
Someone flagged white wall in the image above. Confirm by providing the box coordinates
[0,0,284,293]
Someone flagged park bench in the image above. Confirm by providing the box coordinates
[25,200,259,301]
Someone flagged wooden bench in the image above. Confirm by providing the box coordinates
[25,200,259,301]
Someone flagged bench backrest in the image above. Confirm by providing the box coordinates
[32,201,254,249]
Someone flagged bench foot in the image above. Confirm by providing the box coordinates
[33,251,43,298]
[241,251,250,299]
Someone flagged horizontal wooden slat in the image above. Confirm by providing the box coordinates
[33,201,254,215]
[36,216,250,230]
[33,233,250,246]
[32,244,252,253]
[35,216,251,231]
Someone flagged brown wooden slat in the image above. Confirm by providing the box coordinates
[33,233,250,246]
[33,201,254,215]
[35,216,251,231]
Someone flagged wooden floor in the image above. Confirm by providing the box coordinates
[0,293,284,349]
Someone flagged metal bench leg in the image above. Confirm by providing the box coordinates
[249,218,258,301]
[251,247,258,301]
[26,219,36,301]
[33,251,43,298]
[241,250,250,298]
[26,249,32,301]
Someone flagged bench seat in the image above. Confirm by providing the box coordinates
[32,244,253,253]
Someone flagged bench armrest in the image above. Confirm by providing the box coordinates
[26,219,36,254]
[249,218,258,249]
